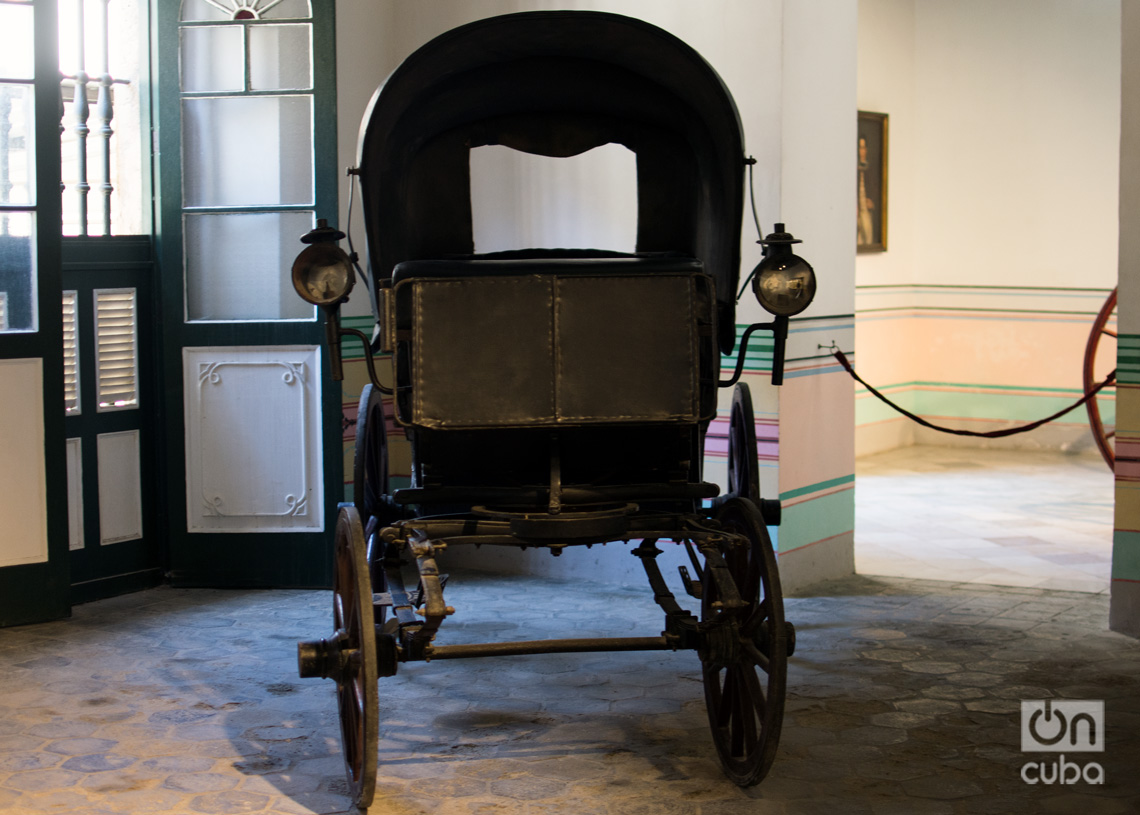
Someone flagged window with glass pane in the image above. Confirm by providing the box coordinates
[0,213,37,333]
[58,0,145,236]
[0,0,37,334]
[180,0,314,322]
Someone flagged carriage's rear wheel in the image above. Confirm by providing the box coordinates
[332,506,379,809]
[701,497,787,787]
[727,383,761,504]
[354,383,396,600]
[354,383,391,528]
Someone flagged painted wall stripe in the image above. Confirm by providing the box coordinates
[781,473,855,502]
[776,490,854,554]
[1111,530,1140,581]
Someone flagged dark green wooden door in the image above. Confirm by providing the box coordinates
[0,0,68,626]
[153,0,341,587]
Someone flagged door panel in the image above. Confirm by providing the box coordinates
[183,345,324,533]
[0,0,69,626]
[0,359,49,568]
[62,238,161,603]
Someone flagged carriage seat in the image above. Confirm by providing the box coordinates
[390,254,717,431]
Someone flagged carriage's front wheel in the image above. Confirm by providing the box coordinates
[700,497,787,787]
[727,383,761,504]
[331,506,379,809]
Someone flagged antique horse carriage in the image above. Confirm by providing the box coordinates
[292,11,817,808]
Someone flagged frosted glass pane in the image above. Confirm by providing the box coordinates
[0,84,34,206]
[0,6,34,78]
[250,24,312,90]
[0,213,37,333]
[182,96,313,207]
[180,0,310,21]
[185,211,315,321]
[180,0,229,21]
[260,0,310,20]
[181,26,244,92]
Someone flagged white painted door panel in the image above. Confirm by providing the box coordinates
[183,346,323,532]
[0,359,49,567]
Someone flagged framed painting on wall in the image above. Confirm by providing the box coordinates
[857,111,888,252]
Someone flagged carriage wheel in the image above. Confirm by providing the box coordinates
[354,383,390,527]
[701,497,787,787]
[727,383,761,505]
[332,506,379,809]
[1083,287,1117,469]
[354,383,395,597]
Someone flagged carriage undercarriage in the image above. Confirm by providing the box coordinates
[296,379,797,807]
[300,495,792,805]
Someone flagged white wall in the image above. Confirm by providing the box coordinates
[855,0,916,287]
[855,0,1121,456]
[857,0,1120,290]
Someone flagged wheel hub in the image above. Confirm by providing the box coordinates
[297,630,351,681]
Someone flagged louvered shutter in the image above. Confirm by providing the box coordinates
[94,288,139,411]
[63,291,81,414]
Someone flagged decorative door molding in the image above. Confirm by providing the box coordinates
[183,346,323,532]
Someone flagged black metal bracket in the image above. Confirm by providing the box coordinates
[719,314,790,388]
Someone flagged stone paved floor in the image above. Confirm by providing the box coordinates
[856,447,1114,593]
[1,570,1138,814]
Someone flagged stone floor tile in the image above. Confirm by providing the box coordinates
[0,752,60,773]
[161,771,242,793]
[60,753,137,773]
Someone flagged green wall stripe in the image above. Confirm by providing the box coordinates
[780,474,855,502]
[857,306,1106,317]
[774,490,854,554]
[856,284,1113,293]
[341,315,374,360]
[720,323,774,372]
[1118,334,1140,383]
[1112,531,1140,581]
[859,380,1091,396]
[1120,336,1140,385]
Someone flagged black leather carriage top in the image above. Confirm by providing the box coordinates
[356,10,746,356]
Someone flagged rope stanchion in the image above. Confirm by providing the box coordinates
[833,349,1117,440]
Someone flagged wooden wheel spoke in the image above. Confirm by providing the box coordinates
[729,667,750,756]
[733,665,760,757]
[743,640,771,675]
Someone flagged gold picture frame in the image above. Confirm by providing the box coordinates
[857,111,888,252]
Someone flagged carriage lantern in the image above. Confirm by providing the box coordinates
[291,219,354,307]
[752,223,816,317]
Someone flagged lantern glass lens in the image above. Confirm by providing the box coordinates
[753,255,816,317]
[291,243,354,306]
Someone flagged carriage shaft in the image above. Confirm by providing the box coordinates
[424,635,674,660]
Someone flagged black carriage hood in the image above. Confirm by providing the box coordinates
[356,10,747,354]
